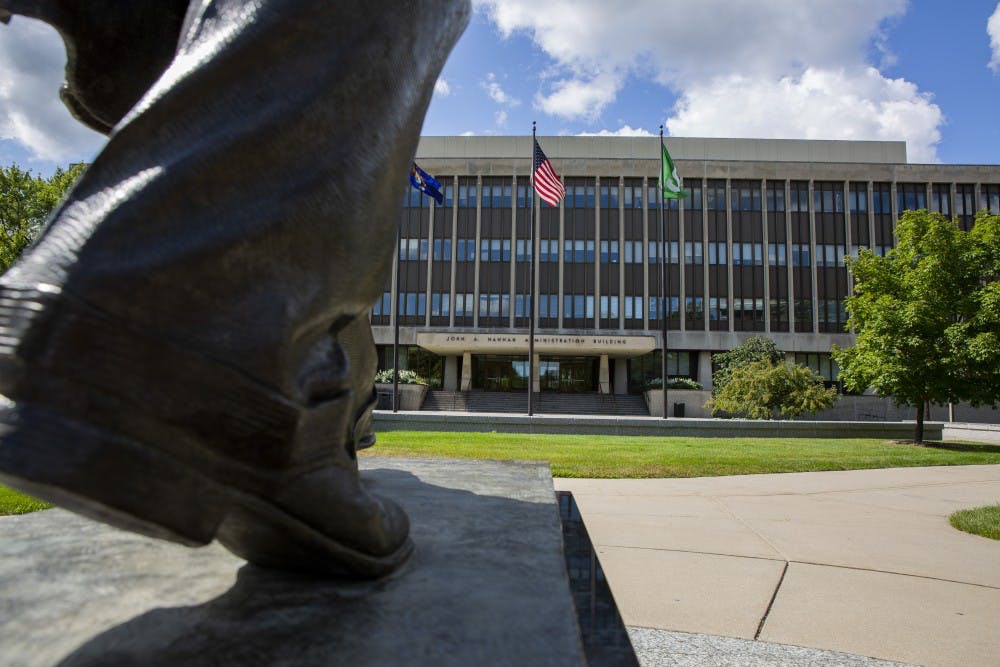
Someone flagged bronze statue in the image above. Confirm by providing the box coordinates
[0,0,469,577]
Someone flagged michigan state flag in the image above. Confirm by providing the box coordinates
[409,162,444,205]
[660,141,688,200]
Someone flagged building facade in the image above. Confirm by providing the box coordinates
[371,136,1000,396]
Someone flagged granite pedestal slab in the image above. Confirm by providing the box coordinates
[0,457,586,666]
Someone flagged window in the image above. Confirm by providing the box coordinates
[685,296,703,319]
[708,297,728,321]
[684,241,703,264]
[430,293,450,317]
[708,242,727,265]
[397,292,426,317]
[767,243,787,266]
[849,188,867,213]
[432,238,451,261]
[372,292,391,316]
[599,240,620,263]
[456,239,475,262]
[792,244,811,267]
[767,187,785,212]
[599,295,620,319]
[624,295,644,320]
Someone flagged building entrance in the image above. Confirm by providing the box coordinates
[472,355,529,391]
[539,356,597,393]
[471,355,598,392]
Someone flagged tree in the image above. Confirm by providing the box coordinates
[707,359,837,419]
[0,163,87,273]
[711,336,783,397]
[833,210,1000,443]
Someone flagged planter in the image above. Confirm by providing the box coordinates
[644,389,712,418]
[375,383,428,411]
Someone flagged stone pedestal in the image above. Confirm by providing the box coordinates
[0,458,586,666]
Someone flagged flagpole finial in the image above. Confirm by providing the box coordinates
[659,124,663,138]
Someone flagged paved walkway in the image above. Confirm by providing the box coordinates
[555,465,1000,667]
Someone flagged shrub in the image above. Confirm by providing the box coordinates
[644,377,704,390]
[375,368,427,385]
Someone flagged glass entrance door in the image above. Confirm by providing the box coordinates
[539,357,597,392]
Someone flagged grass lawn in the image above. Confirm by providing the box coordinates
[3,434,997,515]
[364,431,1000,478]
[0,484,52,516]
[949,504,1000,541]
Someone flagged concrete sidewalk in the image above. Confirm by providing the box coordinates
[555,465,1000,667]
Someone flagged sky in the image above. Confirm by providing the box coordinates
[2,0,1000,177]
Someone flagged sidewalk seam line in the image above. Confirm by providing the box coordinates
[790,559,1000,591]
[755,560,788,640]
[596,543,787,564]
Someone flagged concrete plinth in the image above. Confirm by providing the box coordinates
[0,458,586,666]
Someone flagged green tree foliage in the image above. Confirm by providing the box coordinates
[0,163,86,273]
[707,359,837,419]
[711,336,783,397]
[833,210,1000,443]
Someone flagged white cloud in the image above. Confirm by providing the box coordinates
[0,17,105,163]
[988,3,1000,73]
[534,72,621,121]
[494,109,508,127]
[434,78,452,96]
[666,68,942,163]
[482,72,519,106]
[577,124,654,137]
[475,0,940,161]
[460,130,476,136]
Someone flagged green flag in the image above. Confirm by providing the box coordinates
[660,141,688,199]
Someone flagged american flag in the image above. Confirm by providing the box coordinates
[532,139,565,207]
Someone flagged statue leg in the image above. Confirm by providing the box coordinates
[0,0,469,577]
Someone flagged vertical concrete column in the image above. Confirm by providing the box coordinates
[618,176,626,330]
[843,180,854,297]
[702,177,710,333]
[642,176,650,330]
[473,174,482,328]
[890,180,899,236]
[460,351,472,391]
[725,179,734,330]
[867,181,875,254]
[598,354,610,394]
[426,195,434,327]
[532,353,541,393]
[558,177,566,329]
[949,182,958,220]
[761,177,770,333]
[678,181,686,331]
[808,179,819,333]
[444,355,458,391]
[449,175,458,327]
[784,351,795,365]
[697,350,713,392]
[785,179,795,334]
[594,175,601,330]
[614,356,628,395]
[509,174,517,329]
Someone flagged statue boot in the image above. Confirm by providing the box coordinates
[0,0,470,577]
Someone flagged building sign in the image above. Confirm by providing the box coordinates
[416,332,656,356]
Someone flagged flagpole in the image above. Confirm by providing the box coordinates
[392,215,401,413]
[659,125,669,420]
[528,121,536,417]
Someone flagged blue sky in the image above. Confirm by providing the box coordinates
[3,1,1000,176]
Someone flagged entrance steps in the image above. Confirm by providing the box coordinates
[421,390,649,417]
